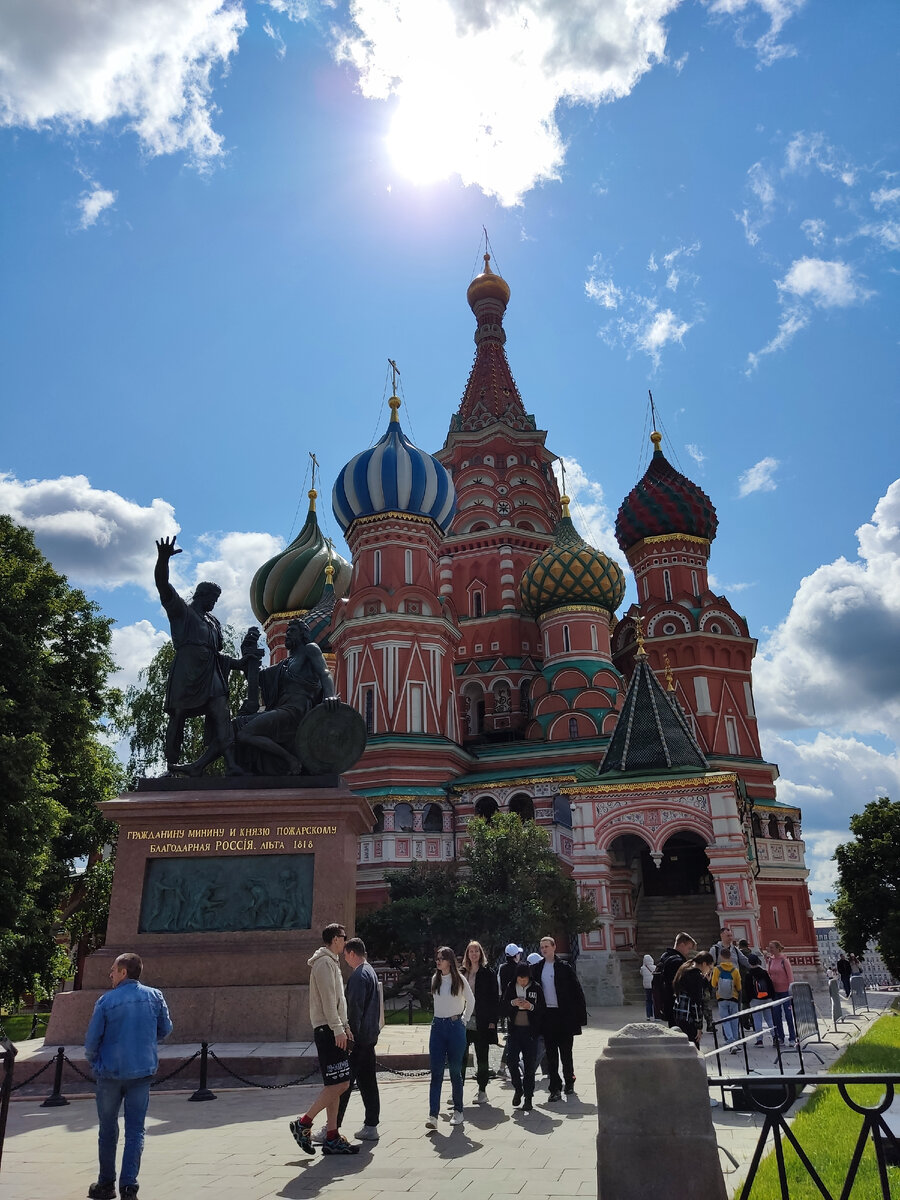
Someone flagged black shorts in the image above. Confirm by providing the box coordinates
[314,1025,351,1086]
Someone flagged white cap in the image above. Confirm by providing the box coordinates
[527,952,542,965]
[505,942,523,957]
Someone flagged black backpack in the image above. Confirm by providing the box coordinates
[651,950,680,1019]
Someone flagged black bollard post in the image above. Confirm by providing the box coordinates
[41,1047,69,1108]
[408,996,413,1025]
[1,1036,19,1170]
[188,1042,217,1102]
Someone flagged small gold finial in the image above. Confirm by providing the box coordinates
[483,251,492,274]
[324,562,335,585]
[634,614,647,658]
[389,394,401,422]
[560,494,571,518]
[663,652,675,691]
[650,430,662,452]
[308,487,317,510]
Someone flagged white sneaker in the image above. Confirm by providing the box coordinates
[312,1126,328,1144]
[475,1090,488,1104]
[450,1110,464,1126]
[355,1125,379,1141]
[425,1114,438,1130]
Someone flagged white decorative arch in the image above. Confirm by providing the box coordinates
[698,610,742,636]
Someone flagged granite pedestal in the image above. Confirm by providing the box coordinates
[46,777,372,1046]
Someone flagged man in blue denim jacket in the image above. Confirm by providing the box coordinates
[84,953,172,1199]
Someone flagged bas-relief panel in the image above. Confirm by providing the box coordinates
[139,854,313,934]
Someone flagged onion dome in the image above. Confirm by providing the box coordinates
[520,497,626,618]
[332,395,456,533]
[466,252,511,310]
[615,431,718,552]
[250,490,350,624]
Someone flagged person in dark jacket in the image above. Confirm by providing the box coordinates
[656,932,697,1026]
[671,953,714,1048]
[501,963,545,1113]
[836,952,853,997]
[496,942,523,1079]
[337,937,381,1141]
[531,936,587,1101]
[460,940,500,1103]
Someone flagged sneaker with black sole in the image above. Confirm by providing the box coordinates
[548,1090,562,1102]
[87,1184,116,1200]
[564,1084,575,1095]
[449,1110,464,1126]
[512,1089,522,1107]
[312,1126,328,1144]
[522,1098,533,1113]
[425,1114,438,1130]
[475,1090,487,1104]
[289,1118,315,1155]
[322,1133,360,1155]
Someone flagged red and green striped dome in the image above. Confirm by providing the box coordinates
[520,502,626,618]
[615,432,718,552]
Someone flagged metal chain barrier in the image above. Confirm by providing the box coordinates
[374,1059,430,1078]
[63,1055,94,1082]
[150,1049,201,1087]
[9,1056,55,1093]
[206,1048,318,1089]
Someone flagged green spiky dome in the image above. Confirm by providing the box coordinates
[520,500,626,618]
[250,490,350,624]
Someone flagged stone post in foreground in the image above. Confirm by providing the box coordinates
[595,1022,727,1200]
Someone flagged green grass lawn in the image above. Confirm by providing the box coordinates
[738,1012,900,1199]
[383,1006,432,1025]
[0,1012,49,1042]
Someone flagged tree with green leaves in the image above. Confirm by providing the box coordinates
[831,795,900,979]
[0,516,123,1007]
[358,813,598,1003]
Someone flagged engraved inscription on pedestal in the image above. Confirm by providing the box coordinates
[139,854,314,934]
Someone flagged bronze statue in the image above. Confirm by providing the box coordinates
[154,536,250,776]
[234,618,340,775]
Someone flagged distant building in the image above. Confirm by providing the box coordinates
[249,257,821,1003]
[815,919,897,987]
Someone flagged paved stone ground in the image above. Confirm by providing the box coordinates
[2,995,892,1200]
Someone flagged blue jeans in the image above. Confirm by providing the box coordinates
[95,1076,152,1187]
[771,992,796,1043]
[718,999,740,1044]
[644,988,654,1019]
[429,1017,466,1115]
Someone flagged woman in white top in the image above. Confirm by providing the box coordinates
[425,946,475,1129]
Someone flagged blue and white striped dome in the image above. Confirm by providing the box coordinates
[332,397,456,534]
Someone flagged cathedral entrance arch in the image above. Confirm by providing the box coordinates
[641,831,712,897]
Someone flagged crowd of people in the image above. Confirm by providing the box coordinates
[646,927,798,1051]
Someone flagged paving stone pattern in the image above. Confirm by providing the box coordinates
[2,998,891,1200]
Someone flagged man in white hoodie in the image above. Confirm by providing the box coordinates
[289,923,360,1156]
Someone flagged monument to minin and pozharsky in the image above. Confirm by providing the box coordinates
[46,536,370,1044]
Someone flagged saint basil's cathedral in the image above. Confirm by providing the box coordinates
[249,256,820,1003]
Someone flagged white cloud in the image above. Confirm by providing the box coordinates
[110,619,169,690]
[0,472,179,588]
[335,0,685,206]
[778,257,870,307]
[77,183,116,230]
[747,257,871,370]
[871,186,900,210]
[552,457,619,559]
[685,443,706,466]
[754,480,900,738]
[0,0,246,167]
[800,217,826,245]
[735,161,776,245]
[704,0,806,67]
[189,530,283,634]
[586,246,701,367]
[737,456,779,496]
[784,131,856,186]
[856,219,900,252]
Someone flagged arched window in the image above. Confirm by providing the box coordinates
[767,815,780,839]
[751,813,762,839]
[568,716,578,740]
[562,624,571,653]
[373,549,381,586]
[509,793,534,822]
[520,679,531,717]
[474,796,498,822]
[590,624,598,651]
[404,549,413,585]
[372,804,385,834]
[423,803,443,832]
[691,570,699,596]
[663,569,672,601]
[364,688,375,734]
[473,591,483,618]
[783,817,796,840]
[394,803,414,832]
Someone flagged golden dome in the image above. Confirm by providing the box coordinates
[466,252,511,310]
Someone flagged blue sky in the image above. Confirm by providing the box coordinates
[2,0,899,917]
